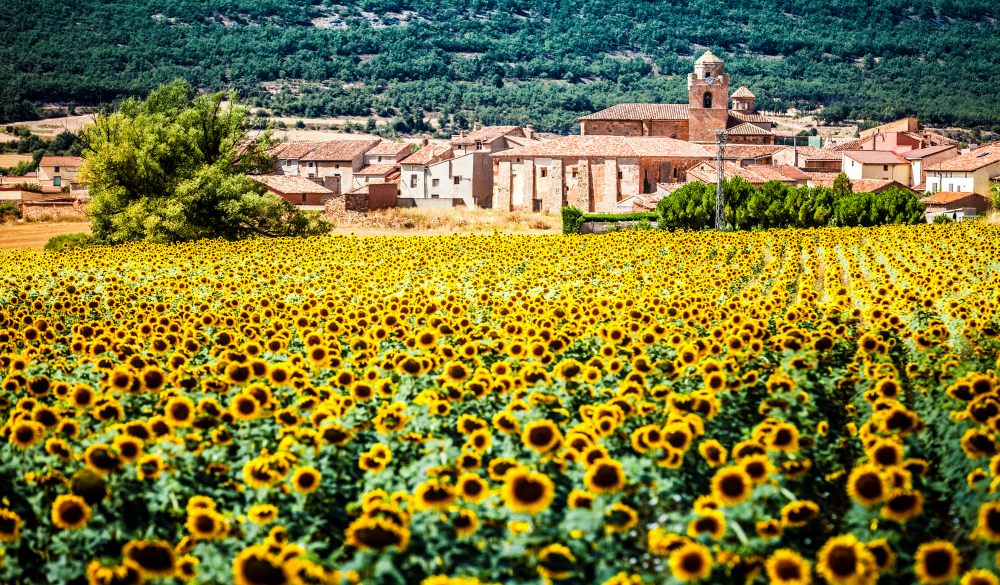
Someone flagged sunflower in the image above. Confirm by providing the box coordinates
[291,466,321,495]
[687,510,725,540]
[914,541,960,585]
[72,468,108,504]
[233,545,296,585]
[521,420,563,454]
[85,443,121,475]
[568,489,595,510]
[248,504,279,524]
[8,420,44,449]
[501,469,555,515]
[962,570,1000,585]
[538,544,576,580]
[451,508,479,538]
[230,393,261,421]
[710,466,753,506]
[123,539,175,578]
[604,503,638,533]
[976,501,1000,542]
[415,480,457,511]
[669,542,713,582]
[847,464,889,507]
[765,549,811,585]
[0,508,23,542]
[755,518,782,540]
[585,459,626,494]
[698,440,727,468]
[186,509,227,540]
[51,494,91,530]
[866,538,895,572]
[113,435,144,463]
[881,489,923,523]
[165,396,196,427]
[345,517,410,551]
[817,534,877,585]
[456,473,490,503]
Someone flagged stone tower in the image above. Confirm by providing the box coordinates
[687,50,730,142]
[731,86,756,114]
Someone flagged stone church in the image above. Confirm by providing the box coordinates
[578,51,775,145]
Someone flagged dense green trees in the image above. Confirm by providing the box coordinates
[1,0,998,133]
[657,178,926,230]
[82,80,330,244]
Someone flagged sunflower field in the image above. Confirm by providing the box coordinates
[2,224,1000,585]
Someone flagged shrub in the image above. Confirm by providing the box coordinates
[44,232,94,252]
[561,205,585,234]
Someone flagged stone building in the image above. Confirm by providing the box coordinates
[578,51,774,144]
[925,143,1000,197]
[491,135,709,214]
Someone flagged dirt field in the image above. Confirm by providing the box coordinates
[5,114,96,138]
[0,222,91,250]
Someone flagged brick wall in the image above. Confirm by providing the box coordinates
[581,120,644,136]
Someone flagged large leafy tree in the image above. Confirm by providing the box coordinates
[81,80,329,244]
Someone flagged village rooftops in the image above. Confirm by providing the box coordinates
[450,126,525,146]
[366,141,414,158]
[491,135,711,159]
[687,161,799,185]
[270,142,322,159]
[927,143,1000,171]
[39,156,84,167]
[843,151,909,165]
[355,163,400,176]
[298,139,382,162]
[249,175,333,194]
[400,145,453,166]
[725,122,772,136]
[904,144,958,159]
[579,104,690,121]
[919,191,979,204]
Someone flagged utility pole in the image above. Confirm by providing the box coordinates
[714,129,729,230]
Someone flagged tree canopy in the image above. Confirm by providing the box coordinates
[81,80,330,244]
[1,0,998,133]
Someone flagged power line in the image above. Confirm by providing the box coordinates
[714,129,729,230]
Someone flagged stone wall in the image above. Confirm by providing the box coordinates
[581,120,644,136]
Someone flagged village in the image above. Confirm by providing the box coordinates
[2,51,997,226]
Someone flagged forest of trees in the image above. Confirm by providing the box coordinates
[2,0,998,133]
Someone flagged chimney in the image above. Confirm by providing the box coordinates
[525,124,535,140]
[473,123,481,131]
[422,138,429,146]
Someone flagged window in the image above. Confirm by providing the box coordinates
[476,141,484,151]
[334,163,340,169]
[432,179,440,187]
[617,171,623,180]
[54,166,60,173]
[431,194,440,199]
[410,175,418,188]
[703,91,713,108]
[540,168,548,178]
[308,162,314,167]
[571,167,578,178]
[883,165,889,172]
[453,176,462,184]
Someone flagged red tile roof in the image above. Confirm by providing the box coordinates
[451,126,525,146]
[791,146,843,162]
[39,156,83,167]
[686,161,796,185]
[919,191,980,205]
[709,144,785,159]
[367,141,414,157]
[843,150,908,165]
[725,122,773,136]
[728,110,772,124]
[492,135,709,159]
[904,144,958,159]
[299,139,382,162]
[400,145,452,166]
[249,175,332,195]
[355,163,400,176]
[926,143,1000,172]
[732,86,755,99]
[579,103,690,121]
[270,142,322,159]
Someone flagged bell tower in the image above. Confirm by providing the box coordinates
[688,50,730,143]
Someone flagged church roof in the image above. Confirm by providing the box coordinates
[579,103,689,121]
[696,50,723,64]
[732,86,755,99]
[725,122,773,136]
[491,135,710,160]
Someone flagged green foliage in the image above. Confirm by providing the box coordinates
[6,160,38,177]
[833,172,852,197]
[82,80,331,244]
[13,183,42,193]
[660,180,925,230]
[43,232,95,252]
[932,214,952,224]
[561,205,584,234]
[1,1,999,131]
[0,201,19,221]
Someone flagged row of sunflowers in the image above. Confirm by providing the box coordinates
[1,224,1000,585]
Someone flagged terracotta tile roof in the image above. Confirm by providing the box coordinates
[249,175,332,194]
[579,103,689,121]
[355,163,399,176]
[794,147,843,162]
[731,86,755,99]
[778,165,809,180]
[39,156,83,167]
[725,122,773,136]
[299,139,381,162]
[270,142,322,159]
[367,141,414,157]
[850,179,910,193]
[904,144,958,159]
[400,145,452,166]
[919,191,981,205]
[696,50,723,64]
[843,150,908,165]
[686,161,795,185]
[492,135,709,159]
[927,143,1000,172]
[451,126,525,146]
[728,110,772,124]
[827,137,871,152]
[706,144,785,159]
